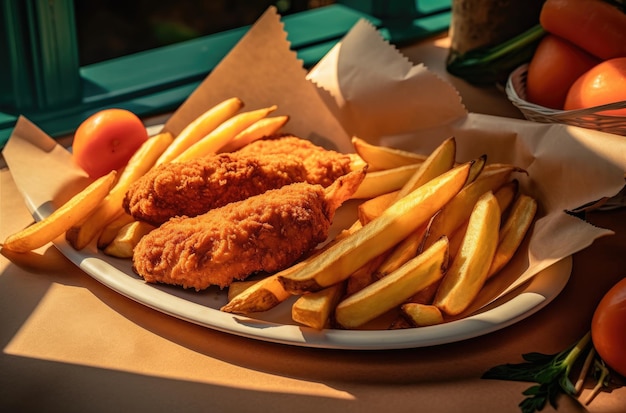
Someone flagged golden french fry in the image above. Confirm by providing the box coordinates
[433,191,501,316]
[493,179,519,216]
[335,236,449,329]
[466,154,487,184]
[156,97,244,164]
[406,280,440,305]
[219,115,289,152]
[351,136,425,171]
[2,171,117,252]
[220,271,291,314]
[488,194,537,278]
[97,213,135,249]
[357,191,398,225]
[278,162,471,295]
[448,180,519,261]
[103,220,155,258]
[362,138,457,275]
[447,220,468,261]
[173,105,278,162]
[227,280,260,302]
[345,253,390,296]
[350,163,422,199]
[292,282,344,330]
[357,137,457,222]
[394,137,456,200]
[373,221,430,279]
[400,303,444,327]
[66,132,173,250]
[422,164,522,250]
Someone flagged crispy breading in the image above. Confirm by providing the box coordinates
[123,136,354,226]
[123,153,307,226]
[234,135,354,187]
[132,182,334,290]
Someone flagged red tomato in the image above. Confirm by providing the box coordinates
[73,109,148,178]
[564,57,626,116]
[525,34,599,110]
[591,277,626,377]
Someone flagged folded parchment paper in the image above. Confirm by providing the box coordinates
[4,7,626,314]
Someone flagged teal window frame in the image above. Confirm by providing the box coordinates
[0,0,450,147]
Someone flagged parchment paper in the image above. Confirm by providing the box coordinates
[3,7,626,311]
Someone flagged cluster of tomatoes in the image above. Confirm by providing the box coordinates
[525,0,626,115]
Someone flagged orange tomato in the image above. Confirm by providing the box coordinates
[526,34,599,109]
[564,57,626,116]
[540,0,626,60]
[73,109,148,178]
[591,277,626,377]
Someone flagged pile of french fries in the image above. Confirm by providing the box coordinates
[223,136,537,331]
[2,97,537,331]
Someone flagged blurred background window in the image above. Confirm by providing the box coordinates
[75,0,335,65]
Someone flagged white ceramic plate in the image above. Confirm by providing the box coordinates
[47,230,571,350]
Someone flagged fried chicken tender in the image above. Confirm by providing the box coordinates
[123,136,355,226]
[234,135,355,187]
[123,153,308,226]
[132,169,365,290]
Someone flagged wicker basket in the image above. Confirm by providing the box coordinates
[506,64,626,136]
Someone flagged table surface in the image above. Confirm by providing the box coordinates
[2,34,625,413]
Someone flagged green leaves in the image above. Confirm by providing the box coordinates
[482,333,593,413]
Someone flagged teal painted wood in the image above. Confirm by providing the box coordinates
[0,1,451,148]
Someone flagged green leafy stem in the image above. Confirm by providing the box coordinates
[482,332,611,413]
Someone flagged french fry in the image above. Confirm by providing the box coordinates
[448,180,519,260]
[220,271,292,314]
[278,162,471,295]
[103,220,155,258]
[433,191,501,316]
[422,163,523,250]
[394,137,456,200]
[97,213,135,249]
[357,137,457,223]
[400,303,444,327]
[351,136,426,171]
[219,115,289,152]
[334,236,449,329]
[227,280,259,302]
[361,138,457,276]
[373,221,430,279]
[345,253,390,296]
[156,97,244,164]
[66,132,174,250]
[493,180,519,216]
[2,171,117,252]
[357,191,398,225]
[488,194,537,278]
[292,282,344,330]
[350,163,422,199]
[173,105,278,162]
[466,154,487,184]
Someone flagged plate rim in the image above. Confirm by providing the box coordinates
[55,238,572,350]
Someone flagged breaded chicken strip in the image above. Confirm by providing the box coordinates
[124,136,355,226]
[233,135,355,187]
[132,169,365,290]
[123,153,307,226]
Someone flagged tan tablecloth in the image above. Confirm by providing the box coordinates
[2,35,625,413]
